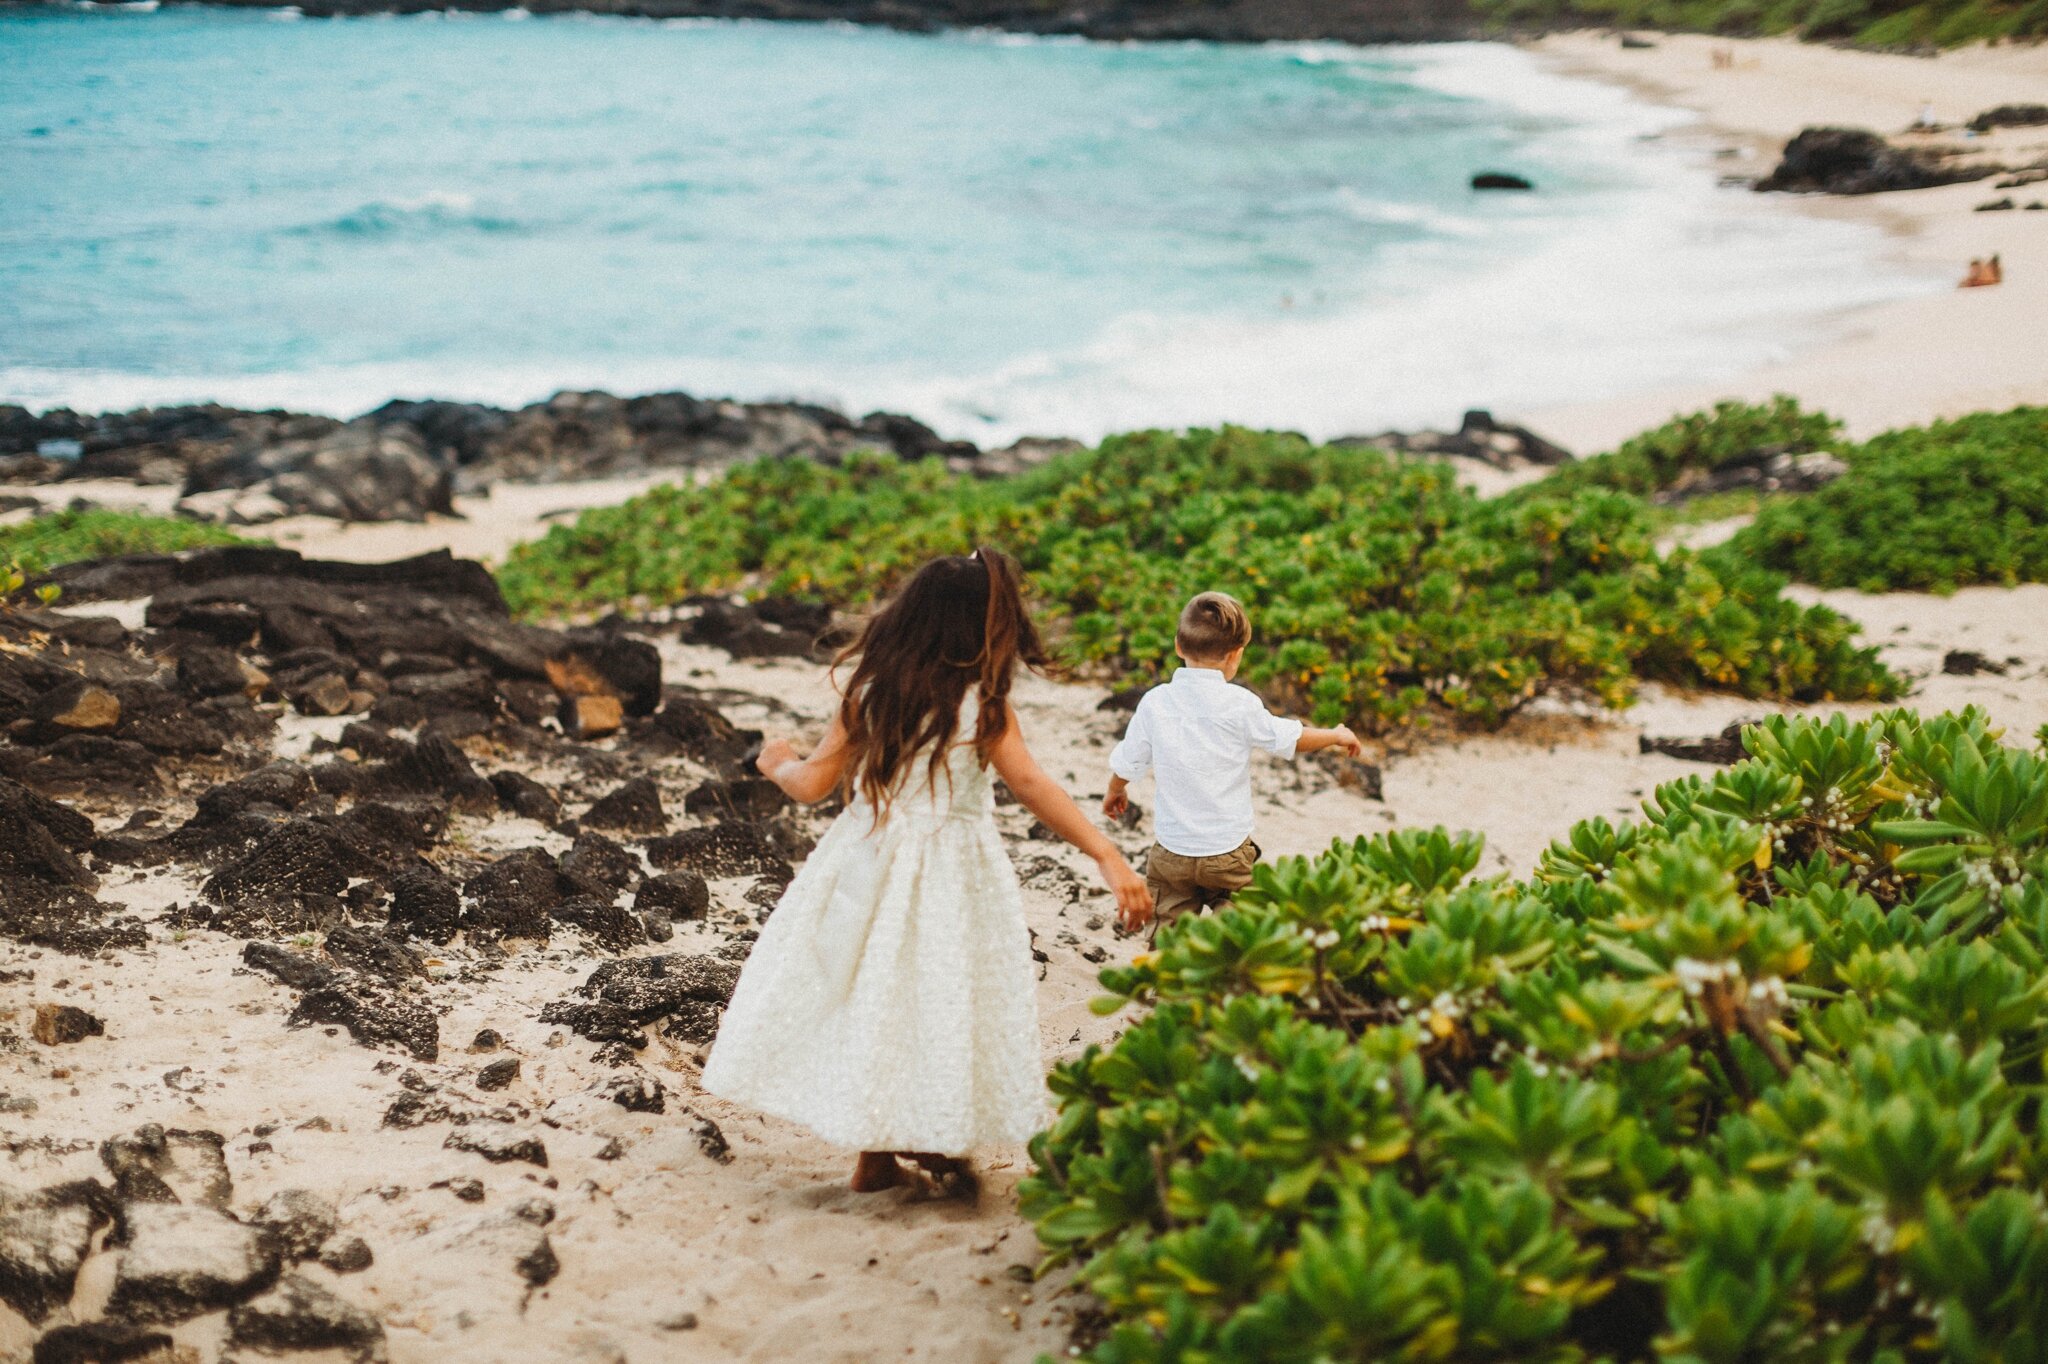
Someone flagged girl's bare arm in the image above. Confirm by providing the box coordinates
[990,707,1154,929]
[757,713,852,804]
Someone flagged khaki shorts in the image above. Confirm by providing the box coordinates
[1145,838,1260,936]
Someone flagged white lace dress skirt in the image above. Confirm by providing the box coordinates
[700,762,1047,1155]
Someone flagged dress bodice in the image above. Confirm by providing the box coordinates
[864,696,995,824]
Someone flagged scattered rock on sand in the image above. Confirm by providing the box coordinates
[444,1126,549,1167]
[248,1189,339,1262]
[1640,722,1753,765]
[317,1234,374,1274]
[31,1003,105,1046]
[27,1318,181,1364]
[1943,649,2012,676]
[105,1201,281,1325]
[100,1125,232,1209]
[580,776,666,835]
[0,1179,116,1323]
[228,1271,388,1360]
[634,871,710,924]
[645,823,794,881]
[475,1057,521,1091]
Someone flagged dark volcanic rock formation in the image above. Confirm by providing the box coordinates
[86,0,1482,43]
[1334,409,1571,471]
[4,384,1077,523]
[1755,126,1998,195]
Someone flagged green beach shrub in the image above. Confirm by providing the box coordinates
[1469,0,2048,43]
[0,507,253,584]
[500,427,1896,731]
[1725,407,2048,593]
[1025,706,2048,1363]
[1528,396,1843,501]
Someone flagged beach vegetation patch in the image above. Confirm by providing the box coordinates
[0,508,254,584]
[1527,396,1843,501]
[1027,706,2048,1363]
[500,427,1896,731]
[1726,406,2048,593]
[1473,0,2048,43]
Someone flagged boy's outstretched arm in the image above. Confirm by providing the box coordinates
[1296,724,1364,758]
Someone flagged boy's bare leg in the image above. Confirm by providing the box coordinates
[852,1150,906,1191]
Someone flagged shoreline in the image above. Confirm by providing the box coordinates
[1519,32,2048,449]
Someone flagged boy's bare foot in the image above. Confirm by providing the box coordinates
[851,1151,906,1192]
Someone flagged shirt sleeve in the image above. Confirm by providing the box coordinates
[1108,697,1154,781]
[1244,695,1304,758]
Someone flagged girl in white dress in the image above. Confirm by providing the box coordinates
[700,548,1154,1193]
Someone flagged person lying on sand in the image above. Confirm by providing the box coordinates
[1103,591,1362,938]
[1962,255,2004,288]
[700,549,1152,1196]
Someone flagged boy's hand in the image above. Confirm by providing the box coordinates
[1097,853,1154,933]
[1331,724,1363,758]
[1102,783,1129,820]
[756,737,801,779]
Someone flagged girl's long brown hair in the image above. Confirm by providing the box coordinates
[834,547,1049,811]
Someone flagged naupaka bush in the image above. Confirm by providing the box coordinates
[500,426,1896,731]
[1025,707,2048,1363]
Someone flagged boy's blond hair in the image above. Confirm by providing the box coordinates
[1176,592,1251,662]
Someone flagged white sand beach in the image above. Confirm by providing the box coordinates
[1524,32,2048,450]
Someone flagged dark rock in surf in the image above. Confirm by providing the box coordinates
[1470,171,1533,190]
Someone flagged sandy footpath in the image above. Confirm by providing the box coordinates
[1524,32,2048,451]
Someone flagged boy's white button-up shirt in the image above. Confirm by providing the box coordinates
[1107,666,1303,858]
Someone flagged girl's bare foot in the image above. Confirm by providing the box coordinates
[901,1152,980,1203]
[851,1151,906,1192]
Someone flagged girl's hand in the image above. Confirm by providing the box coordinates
[1097,852,1154,933]
[757,737,801,780]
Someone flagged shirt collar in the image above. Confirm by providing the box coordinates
[1172,666,1227,685]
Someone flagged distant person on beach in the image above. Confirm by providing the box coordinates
[701,549,1151,1196]
[1962,255,2003,287]
[1103,592,1363,937]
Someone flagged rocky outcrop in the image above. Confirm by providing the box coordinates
[1649,448,1848,505]
[1334,409,1572,471]
[1755,126,1998,195]
[181,419,455,524]
[148,0,1483,44]
[4,386,1072,523]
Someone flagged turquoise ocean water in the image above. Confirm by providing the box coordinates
[0,7,1933,441]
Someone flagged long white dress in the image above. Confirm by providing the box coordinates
[700,706,1047,1155]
